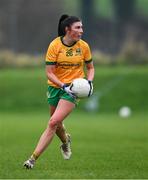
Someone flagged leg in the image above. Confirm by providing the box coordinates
[56,123,67,143]
[34,99,75,156]
[50,105,70,144]
[50,105,72,160]
[24,99,75,168]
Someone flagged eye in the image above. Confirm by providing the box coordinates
[76,26,82,29]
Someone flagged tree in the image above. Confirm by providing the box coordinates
[113,0,136,23]
[80,0,95,43]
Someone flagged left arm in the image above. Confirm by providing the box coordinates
[85,61,95,82]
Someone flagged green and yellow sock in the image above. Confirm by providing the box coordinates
[31,152,39,161]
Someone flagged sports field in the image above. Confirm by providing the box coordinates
[0,66,148,179]
[0,111,148,179]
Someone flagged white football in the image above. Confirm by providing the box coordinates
[70,78,92,98]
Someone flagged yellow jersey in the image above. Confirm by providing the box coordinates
[45,36,92,87]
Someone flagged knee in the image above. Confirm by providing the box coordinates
[48,117,59,129]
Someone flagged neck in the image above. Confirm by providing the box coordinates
[62,35,76,46]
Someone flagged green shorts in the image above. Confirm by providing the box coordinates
[47,85,79,107]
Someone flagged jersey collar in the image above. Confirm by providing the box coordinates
[60,36,77,47]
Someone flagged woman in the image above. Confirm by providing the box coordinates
[23,14,95,169]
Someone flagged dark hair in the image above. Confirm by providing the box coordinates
[58,14,81,36]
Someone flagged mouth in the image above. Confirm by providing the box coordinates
[71,33,82,41]
[77,34,82,39]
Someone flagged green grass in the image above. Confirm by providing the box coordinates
[93,66,148,112]
[0,111,148,179]
[0,66,147,178]
[0,66,148,113]
[0,68,46,112]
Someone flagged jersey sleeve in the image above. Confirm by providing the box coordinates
[45,43,58,65]
[84,43,92,64]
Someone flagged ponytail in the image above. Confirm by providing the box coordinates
[58,14,81,36]
[58,14,69,36]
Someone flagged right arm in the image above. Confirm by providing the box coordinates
[45,39,75,96]
[46,65,64,88]
[45,40,64,88]
[46,65,75,97]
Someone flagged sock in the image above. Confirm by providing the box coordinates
[63,134,69,144]
[31,152,39,161]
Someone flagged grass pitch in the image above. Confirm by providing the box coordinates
[0,111,148,179]
[0,66,147,178]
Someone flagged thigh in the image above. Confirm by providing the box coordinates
[49,105,56,116]
[51,99,75,123]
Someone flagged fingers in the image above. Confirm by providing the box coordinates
[62,84,77,98]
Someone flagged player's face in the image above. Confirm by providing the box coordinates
[68,21,83,41]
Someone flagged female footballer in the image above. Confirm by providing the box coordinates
[23,14,95,169]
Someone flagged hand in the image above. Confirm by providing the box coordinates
[88,80,93,97]
[62,84,76,98]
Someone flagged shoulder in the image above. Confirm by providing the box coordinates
[49,37,61,47]
[78,39,90,48]
[47,37,62,53]
[79,39,89,46]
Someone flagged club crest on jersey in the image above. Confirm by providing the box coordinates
[66,48,82,57]
[75,48,82,56]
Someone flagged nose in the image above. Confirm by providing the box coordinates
[80,28,83,34]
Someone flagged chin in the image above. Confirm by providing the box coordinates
[75,37,81,41]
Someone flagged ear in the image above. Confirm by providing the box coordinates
[65,26,70,33]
